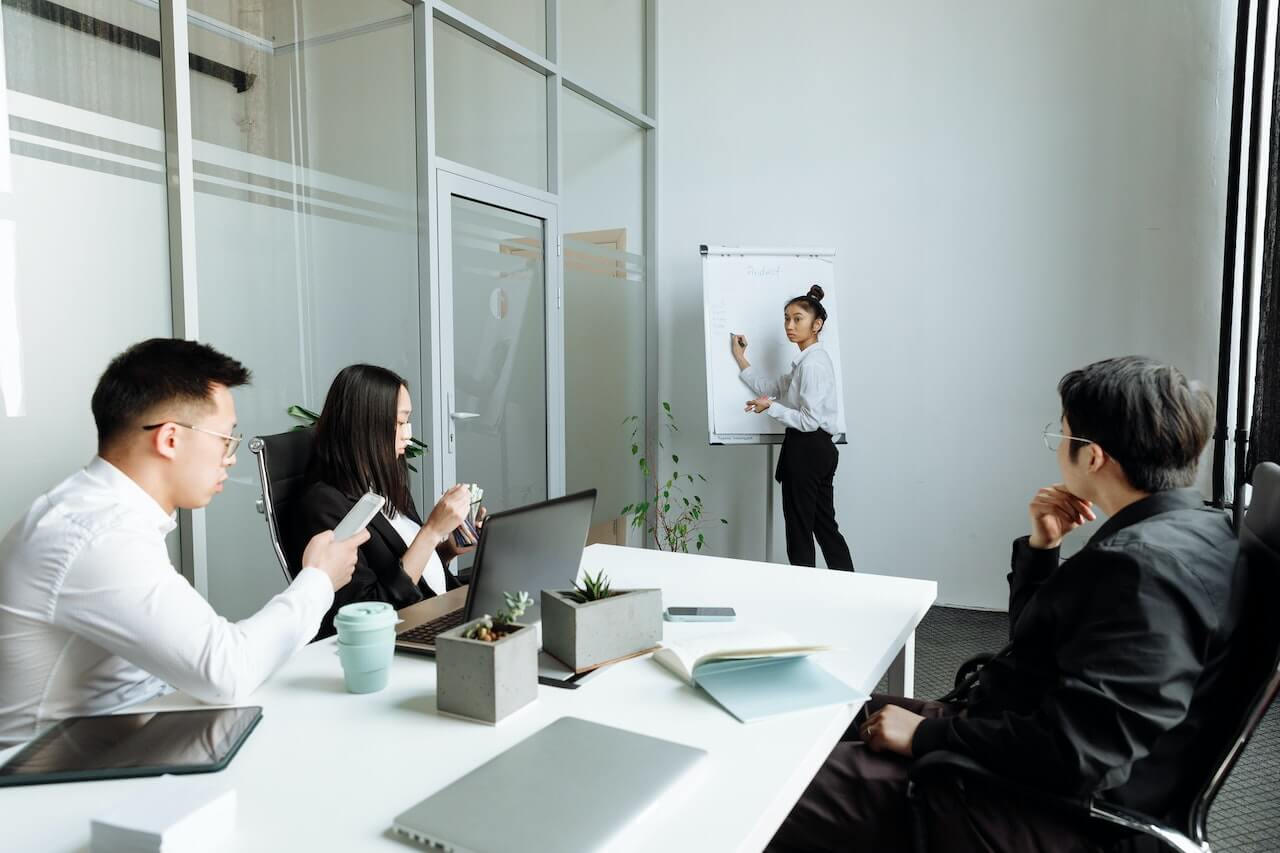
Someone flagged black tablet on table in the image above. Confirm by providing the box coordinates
[0,706,262,788]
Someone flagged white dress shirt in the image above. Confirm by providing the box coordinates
[384,510,449,595]
[0,457,334,747]
[740,341,845,436]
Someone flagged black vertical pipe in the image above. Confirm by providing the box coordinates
[1233,0,1272,525]
[1215,0,1255,508]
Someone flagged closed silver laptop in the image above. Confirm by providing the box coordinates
[392,717,706,853]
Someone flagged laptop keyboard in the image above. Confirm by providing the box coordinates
[397,609,466,645]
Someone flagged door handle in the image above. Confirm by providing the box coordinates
[450,411,480,420]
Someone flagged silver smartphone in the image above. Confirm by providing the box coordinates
[333,492,385,540]
[663,606,736,622]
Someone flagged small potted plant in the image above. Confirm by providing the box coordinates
[541,570,662,672]
[436,591,538,724]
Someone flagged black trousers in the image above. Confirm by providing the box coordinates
[777,427,854,570]
[767,695,1112,853]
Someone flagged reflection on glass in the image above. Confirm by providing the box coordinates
[448,0,546,56]
[562,91,645,528]
[434,21,548,189]
[187,0,423,619]
[561,0,645,111]
[450,197,547,513]
[1,708,259,776]
[0,0,171,538]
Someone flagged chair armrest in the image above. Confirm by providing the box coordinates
[907,750,1092,821]
[1087,801,1203,853]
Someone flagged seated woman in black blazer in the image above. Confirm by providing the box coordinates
[286,364,476,640]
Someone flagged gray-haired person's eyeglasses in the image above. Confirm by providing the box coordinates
[1042,421,1094,452]
[142,422,242,462]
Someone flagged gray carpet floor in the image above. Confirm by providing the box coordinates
[874,606,1279,852]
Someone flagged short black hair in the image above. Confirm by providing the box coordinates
[92,338,251,451]
[1057,356,1214,492]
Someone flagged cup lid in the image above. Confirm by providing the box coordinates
[334,601,397,629]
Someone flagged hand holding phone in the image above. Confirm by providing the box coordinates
[333,492,385,541]
[663,606,736,622]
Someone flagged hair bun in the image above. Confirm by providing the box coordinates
[807,284,825,302]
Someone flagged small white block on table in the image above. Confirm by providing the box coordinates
[91,777,236,853]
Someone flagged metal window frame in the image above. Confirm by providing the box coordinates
[152,0,659,590]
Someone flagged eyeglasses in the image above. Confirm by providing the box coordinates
[1042,421,1094,452]
[142,421,243,462]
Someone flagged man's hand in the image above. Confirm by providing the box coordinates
[745,395,771,413]
[860,704,925,757]
[1028,483,1096,549]
[303,528,369,591]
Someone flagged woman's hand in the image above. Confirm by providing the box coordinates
[436,506,487,562]
[744,395,771,413]
[730,333,750,370]
[421,484,470,546]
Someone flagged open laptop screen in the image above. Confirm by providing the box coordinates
[465,489,597,624]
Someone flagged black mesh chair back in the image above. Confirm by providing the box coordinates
[249,428,316,583]
[1175,462,1280,843]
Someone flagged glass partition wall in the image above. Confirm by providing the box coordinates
[0,0,655,620]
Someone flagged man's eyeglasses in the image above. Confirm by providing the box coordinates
[1042,422,1094,452]
[142,422,242,462]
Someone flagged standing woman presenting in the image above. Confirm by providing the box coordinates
[731,285,854,571]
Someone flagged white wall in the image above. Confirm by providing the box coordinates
[656,1,1235,607]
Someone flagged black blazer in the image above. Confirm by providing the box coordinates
[285,481,462,640]
[911,488,1243,817]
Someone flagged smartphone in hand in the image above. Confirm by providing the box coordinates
[334,492,385,540]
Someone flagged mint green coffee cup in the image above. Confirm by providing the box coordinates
[336,638,394,694]
[334,602,396,694]
[334,601,397,643]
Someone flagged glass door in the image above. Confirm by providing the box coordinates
[436,170,564,514]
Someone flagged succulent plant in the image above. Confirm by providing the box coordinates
[563,569,617,604]
[463,590,533,641]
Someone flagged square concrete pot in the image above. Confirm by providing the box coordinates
[541,588,662,671]
[435,619,538,724]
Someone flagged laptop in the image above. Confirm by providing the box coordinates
[394,489,597,656]
[392,717,706,853]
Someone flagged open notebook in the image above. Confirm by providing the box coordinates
[653,628,867,722]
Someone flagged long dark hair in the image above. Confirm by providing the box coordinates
[785,284,829,326]
[308,364,415,518]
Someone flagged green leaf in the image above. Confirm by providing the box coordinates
[696,541,703,551]
[663,490,669,498]
[720,518,729,524]
[663,504,670,512]
[662,401,671,412]
[698,474,707,482]
[672,454,679,463]
[631,444,639,456]
[682,497,690,507]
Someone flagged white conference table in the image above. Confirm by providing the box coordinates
[1,545,935,853]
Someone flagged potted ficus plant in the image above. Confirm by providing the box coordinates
[436,591,538,724]
[541,570,662,673]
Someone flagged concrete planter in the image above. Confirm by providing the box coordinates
[541,588,663,671]
[436,619,538,724]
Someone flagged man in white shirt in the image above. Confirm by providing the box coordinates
[0,338,368,747]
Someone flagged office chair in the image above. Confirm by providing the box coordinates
[907,461,1280,853]
[250,428,316,584]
